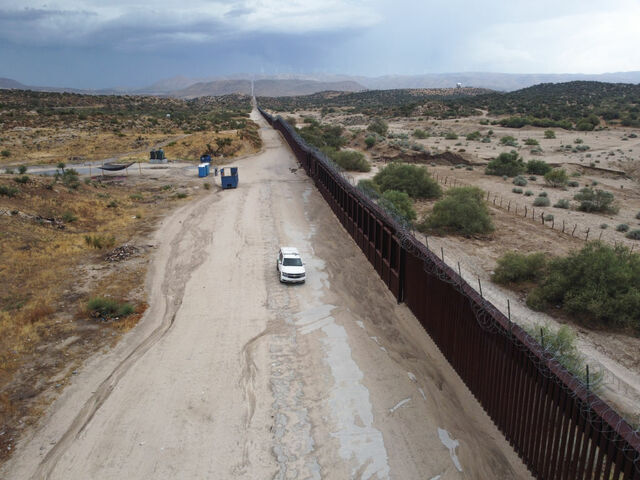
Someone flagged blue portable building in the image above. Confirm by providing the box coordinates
[220,167,238,189]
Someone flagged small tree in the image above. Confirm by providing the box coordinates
[526,160,551,175]
[500,135,518,146]
[379,190,416,222]
[421,186,494,236]
[329,150,370,172]
[485,150,525,177]
[367,118,388,136]
[573,188,618,214]
[364,136,376,148]
[57,162,66,173]
[544,168,569,188]
[373,163,441,199]
[544,130,556,139]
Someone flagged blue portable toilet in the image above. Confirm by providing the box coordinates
[200,154,211,163]
[198,163,208,178]
[220,167,239,189]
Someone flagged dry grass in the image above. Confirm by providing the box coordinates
[0,174,196,462]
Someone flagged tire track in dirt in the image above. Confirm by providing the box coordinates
[32,192,220,480]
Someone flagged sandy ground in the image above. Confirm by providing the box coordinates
[1,108,531,480]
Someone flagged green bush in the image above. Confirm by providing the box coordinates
[500,135,518,146]
[533,196,550,207]
[466,131,481,141]
[364,136,376,148]
[544,130,556,139]
[529,176,537,181]
[379,190,417,222]
[330,150,371,172]
[513,175,528,186]
[62,211,77,223]
[373,163,441,199]
[492,251,547,284]
[412,129,428,139]
[525,190,533,196]
[625,230,640,240]
[538,191,548,197]
[544,168,569,188]
[567,180,579,187]
[0,184,19,197]
[1,150,10,157]
[4,167,14,174]
[544,214,554,221]
[524,138,539,146]
[87,297,135,318]
[84,234,116,249]
[526,160,551,175]
[445,132,458,140]
[574,188,618,214]
[512,187,523,194]
[616,224,630,232]
[14,175,29,184]
[18,165,27,174]
[357,179,380,199]
[420,186,494,236]
[554,199,570,209]
[367,118,388,136]
[600,223,608,229]
[526,242,640,328]
[485,150,525,177]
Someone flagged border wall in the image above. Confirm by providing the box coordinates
[258,106,640,480]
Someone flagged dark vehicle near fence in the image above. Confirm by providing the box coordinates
[258,106,640,480]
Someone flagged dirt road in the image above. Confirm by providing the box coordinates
[2,109,530,479]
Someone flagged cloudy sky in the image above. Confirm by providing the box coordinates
[1,0,639,88]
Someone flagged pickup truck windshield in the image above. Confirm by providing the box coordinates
[283,258,303,266]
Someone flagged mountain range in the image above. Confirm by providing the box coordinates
[2,71,640,97]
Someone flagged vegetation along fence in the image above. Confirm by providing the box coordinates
[258,107,640,479]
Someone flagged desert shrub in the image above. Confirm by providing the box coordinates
[544,214,554,221]
[524,138,539,146]
[130,193,144,200]
[485,150,525,177]
[636,211,640,220]
[357,179,380,199]
[62,211,77,223]
[84,234,116,249]
[574,138,584,144]
[616,224,630,232]
[412,129,428,139]
[567,180,579,187]
[466,131,481,141]
[0,184,19,197]
[492,251,547,284]
[526,242,640,328]
[544,168,569,188]
[330,150,370,172]
[378,190,417,222]
[513,175,528,186]
[364,136,376,148]
[534,196,550,207]
[203,183,211,190]
[526,160,551,175]
[107,200,118,208]
[574,188,618,214]
[525,190,533,196]
[373,163,441,199]
[554,199,570,209]
[445,132,458,140]
[367,118,388,136]
[420,186,493,236]
[87,297,134,318]
[59,169,80,189]
[174,192,188,199]
[544,130,556,139]
[600,223,608,229]
[500,135,518,146]
[56,162,66,172]
[14,175,29,184]
[1,150,10,157]
[626,230,640,240]
[529,176,537,181]
[4,167,14,174]
[512,187,523,194]
[539,191,548,197]
[18,165,27,174]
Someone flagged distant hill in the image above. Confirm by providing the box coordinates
[173,79,365,98]
[0,77,28,89]
[355,72,640,92]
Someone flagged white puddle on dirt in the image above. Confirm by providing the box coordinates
[294,306,390,479]
[437,428,463,472]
